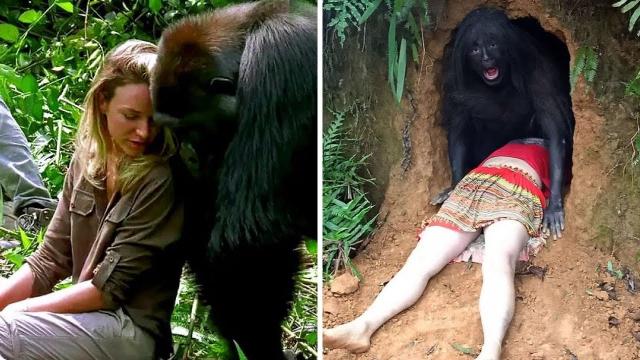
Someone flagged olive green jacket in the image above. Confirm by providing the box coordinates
[25,157,184,357]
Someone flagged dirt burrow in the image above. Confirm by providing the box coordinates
[323,0,640,359]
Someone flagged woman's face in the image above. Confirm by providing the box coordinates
[100,83,158,157]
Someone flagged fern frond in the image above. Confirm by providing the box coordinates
[324,0,374,46]
[584,48,599,83]
[570,48,586,92]
[570,46,599,92]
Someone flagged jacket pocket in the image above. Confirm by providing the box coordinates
[69,188,95,216]
[105,198,132,224]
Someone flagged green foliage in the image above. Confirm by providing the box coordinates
[171,252,318,359]
[323,109,376,276]
[612,1,640,160]
[171,272,232,359]
[282,258,318,358]
[606,260,625,279]
[570,46,599,93]
[0,23,19,42]
[325,0,429,103]
[324,0,373,45]
[386,0,429,103]
[1,227,43,271]
[613,0,640,35]
[625,68,640,96]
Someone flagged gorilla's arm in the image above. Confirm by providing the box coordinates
[431,100,469,205]
[448,122,469,186]
[444,93,473,187]
[532,77,572,239]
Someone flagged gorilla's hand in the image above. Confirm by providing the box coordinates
[543,202,564,240]
[430,187,453,205]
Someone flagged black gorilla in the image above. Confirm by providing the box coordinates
[151,1,316,359]
[439,7,574,237]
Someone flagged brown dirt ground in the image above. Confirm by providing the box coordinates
[323,0,640,359]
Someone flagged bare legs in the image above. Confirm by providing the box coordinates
[323,226,480,352]
[476,220,528,360]
[324,220,529,360]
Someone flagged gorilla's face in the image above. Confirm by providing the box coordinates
[152,43,242,135]
[466,35,507,87]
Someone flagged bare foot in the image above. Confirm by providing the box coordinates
[323,320,371,353]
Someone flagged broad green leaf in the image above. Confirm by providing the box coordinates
[4,252,24,268]
[24,93,44,122]
[395,37,407,103]
[149,0,163,14]
[613,0,630,7]
[304,238,317,257]
[388,16,397,87]
[18,10,43,24]
[18,73,38,93]
[0,24,20,43]
[0,65,19,84]
[56,2,74,13]
[607,260,614,272]
[19,228,31,249]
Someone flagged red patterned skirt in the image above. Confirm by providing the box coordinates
[428,166,545,238]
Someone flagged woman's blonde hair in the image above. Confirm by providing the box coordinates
[75,39,176,194]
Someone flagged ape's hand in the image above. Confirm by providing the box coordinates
[430,187,453,205]
[543,202,564,240]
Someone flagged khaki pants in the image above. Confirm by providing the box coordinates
[0,308,155,359]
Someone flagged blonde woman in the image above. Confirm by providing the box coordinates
[0,40,182,359]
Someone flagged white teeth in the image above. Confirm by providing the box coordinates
[484,69,499,80]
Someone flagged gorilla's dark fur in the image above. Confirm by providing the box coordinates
[152,1,316,359]
[440,7,574,235]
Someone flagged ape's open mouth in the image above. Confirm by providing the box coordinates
[484,67,499,81]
